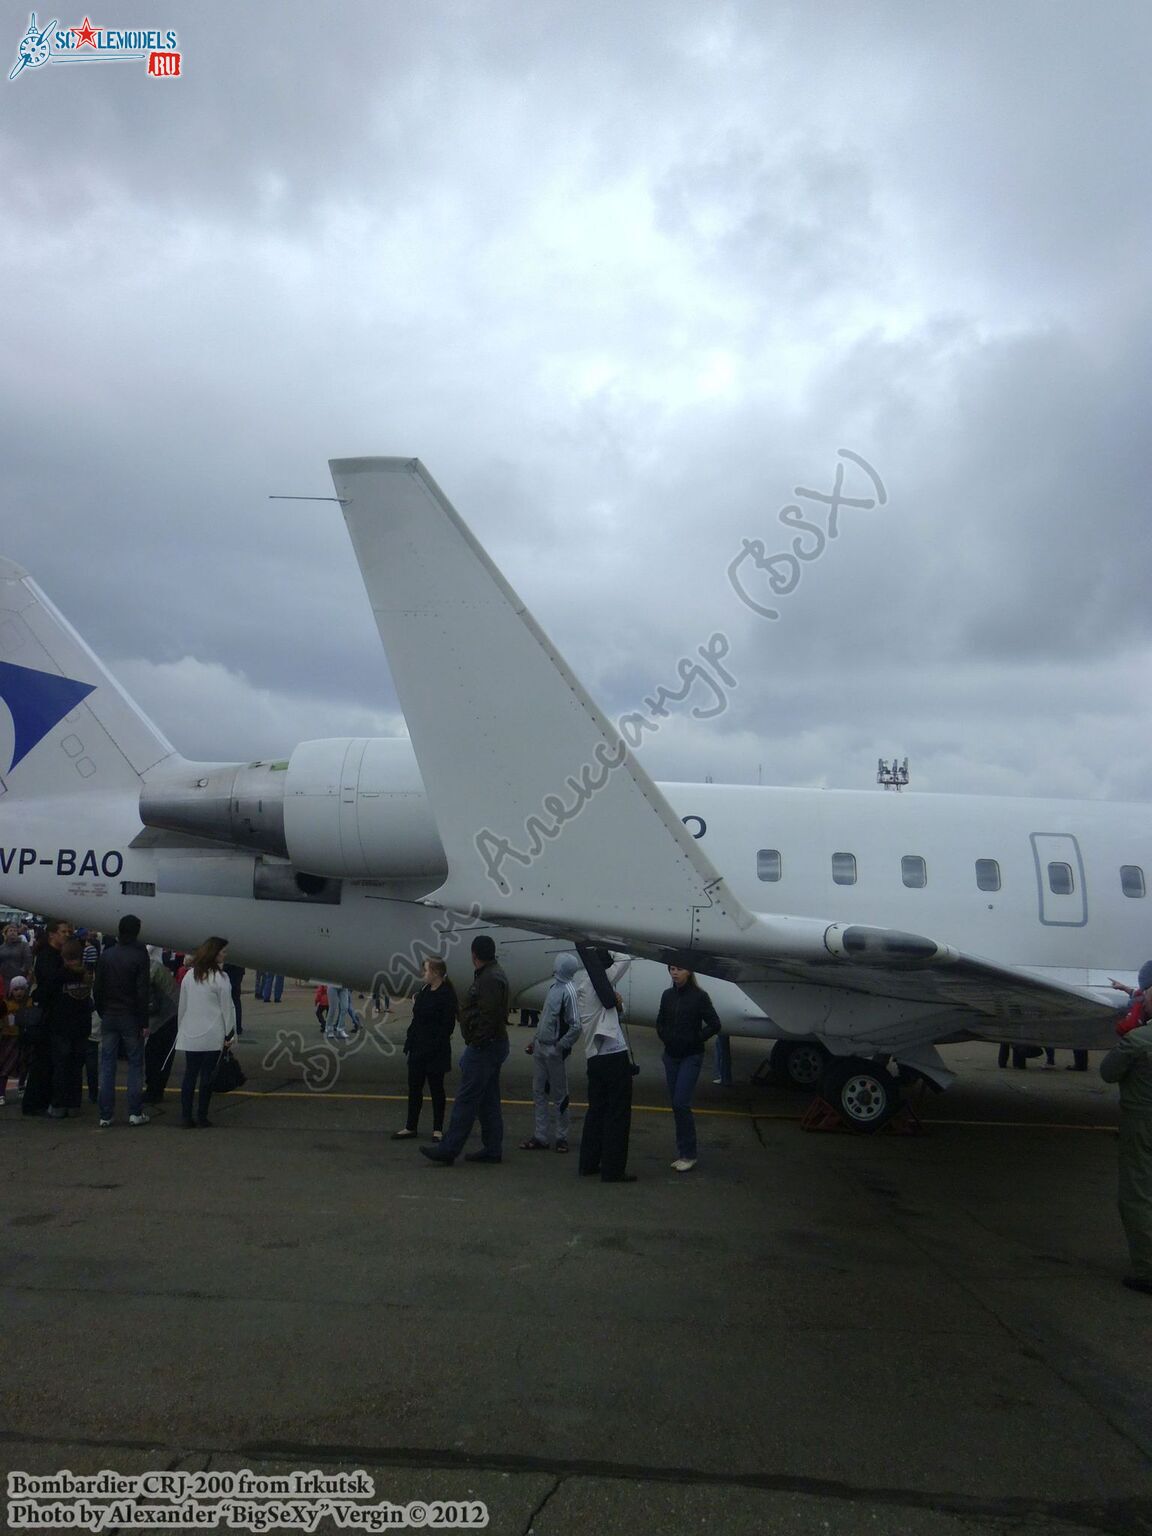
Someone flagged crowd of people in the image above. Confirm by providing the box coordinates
[0,916,242,1128]
[0,916,723,1178]
[2,913,1151,1289]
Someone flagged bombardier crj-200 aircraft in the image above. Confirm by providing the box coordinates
[0,458,1145,1128]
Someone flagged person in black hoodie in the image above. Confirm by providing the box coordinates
[656,964,721,1173]
[49,939,94,1115]
[25,918,71,1116]
[392,958,457,1141]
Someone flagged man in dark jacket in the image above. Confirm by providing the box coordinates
[93,914,151,1127]
[421,936,509,1166]
[223,962,246,1036]
[1101,1006,1152,1293]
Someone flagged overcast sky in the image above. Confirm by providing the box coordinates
[3,1,1149,803]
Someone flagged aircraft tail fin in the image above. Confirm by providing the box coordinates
[330,457,778,963]
[0,557,175,801]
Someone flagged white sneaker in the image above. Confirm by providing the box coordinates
[128,1113,150,1127]
[99,1118,112,1128]
[0,1095,6,1107]
[671,1158,697,1172]
[335,1029,350,1041]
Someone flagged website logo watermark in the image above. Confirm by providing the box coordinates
[9,14,181,80]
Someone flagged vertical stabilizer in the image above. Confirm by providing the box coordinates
[330,458,762,958]
[0,557,175,800]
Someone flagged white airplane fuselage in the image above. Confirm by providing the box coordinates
[2,755,1147,1039]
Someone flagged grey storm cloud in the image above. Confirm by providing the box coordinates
[1,0,1149,803]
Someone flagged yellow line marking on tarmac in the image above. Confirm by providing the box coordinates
[220,1088,742,1118]
[179,1088,1117,1131]
[909,1118,1116,1132]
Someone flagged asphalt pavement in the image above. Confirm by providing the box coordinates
[2,984,1149,1536]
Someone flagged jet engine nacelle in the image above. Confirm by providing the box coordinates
[283,737,446,881]
[140,737,448,884]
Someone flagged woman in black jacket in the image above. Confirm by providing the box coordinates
[656,964,721,1172]
[392,958,457,1141]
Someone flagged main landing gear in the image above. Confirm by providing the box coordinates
[758,1038,829,1093]
[757,1041,919,1134]
[817,1055,904,1133]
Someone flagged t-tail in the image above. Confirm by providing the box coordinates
[0,556,175,803]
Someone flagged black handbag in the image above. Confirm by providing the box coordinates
[212,1050,247,1093]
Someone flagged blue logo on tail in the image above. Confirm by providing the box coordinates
[0,660,95,773]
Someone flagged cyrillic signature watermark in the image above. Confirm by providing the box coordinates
[726,449,886,620]
[473,635,739,893]
[260,903,483,1091]
[470,449,886,896]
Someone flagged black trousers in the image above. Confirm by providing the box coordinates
[85,1038,99,1101]
[406,1057,447,1132]
[51,1024,89,1110]
[181,1050,218,1123]
[580,1051,633,1180]
[22,1033,54,1115]
[145,1016,178,1102]
[998,1044,1031,1069]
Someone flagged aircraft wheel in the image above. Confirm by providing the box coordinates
[769,1039,829,1092]
[822,1056,901,1132]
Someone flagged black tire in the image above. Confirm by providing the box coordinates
[770,1039,829,1092]
[822,1056,901,1132]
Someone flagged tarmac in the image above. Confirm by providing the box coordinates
[3,983,1151,1536]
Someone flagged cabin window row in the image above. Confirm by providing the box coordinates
[755,851,1147,896]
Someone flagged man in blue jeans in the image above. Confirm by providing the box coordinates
[93,914,151,1127]
[258,972,285,1003]
[422,936,509,1166]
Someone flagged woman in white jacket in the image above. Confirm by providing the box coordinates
[176,936,236,1128]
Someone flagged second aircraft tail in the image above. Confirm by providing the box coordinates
[0,556,175,802]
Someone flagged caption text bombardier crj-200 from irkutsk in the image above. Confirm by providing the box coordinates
[0,458,1144,1127]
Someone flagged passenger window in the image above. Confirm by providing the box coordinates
[1121,865,1146,898]
[757,849,782,882]
[1047,862,1074,895]
[901,855,926,888]
[975,859,1001,892]
[832,852,857,886]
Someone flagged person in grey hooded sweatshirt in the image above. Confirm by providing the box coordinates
[521,954,582,1153]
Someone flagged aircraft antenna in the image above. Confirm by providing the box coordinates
[877,756,909,791]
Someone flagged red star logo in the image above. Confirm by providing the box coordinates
[72,17,99,47]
